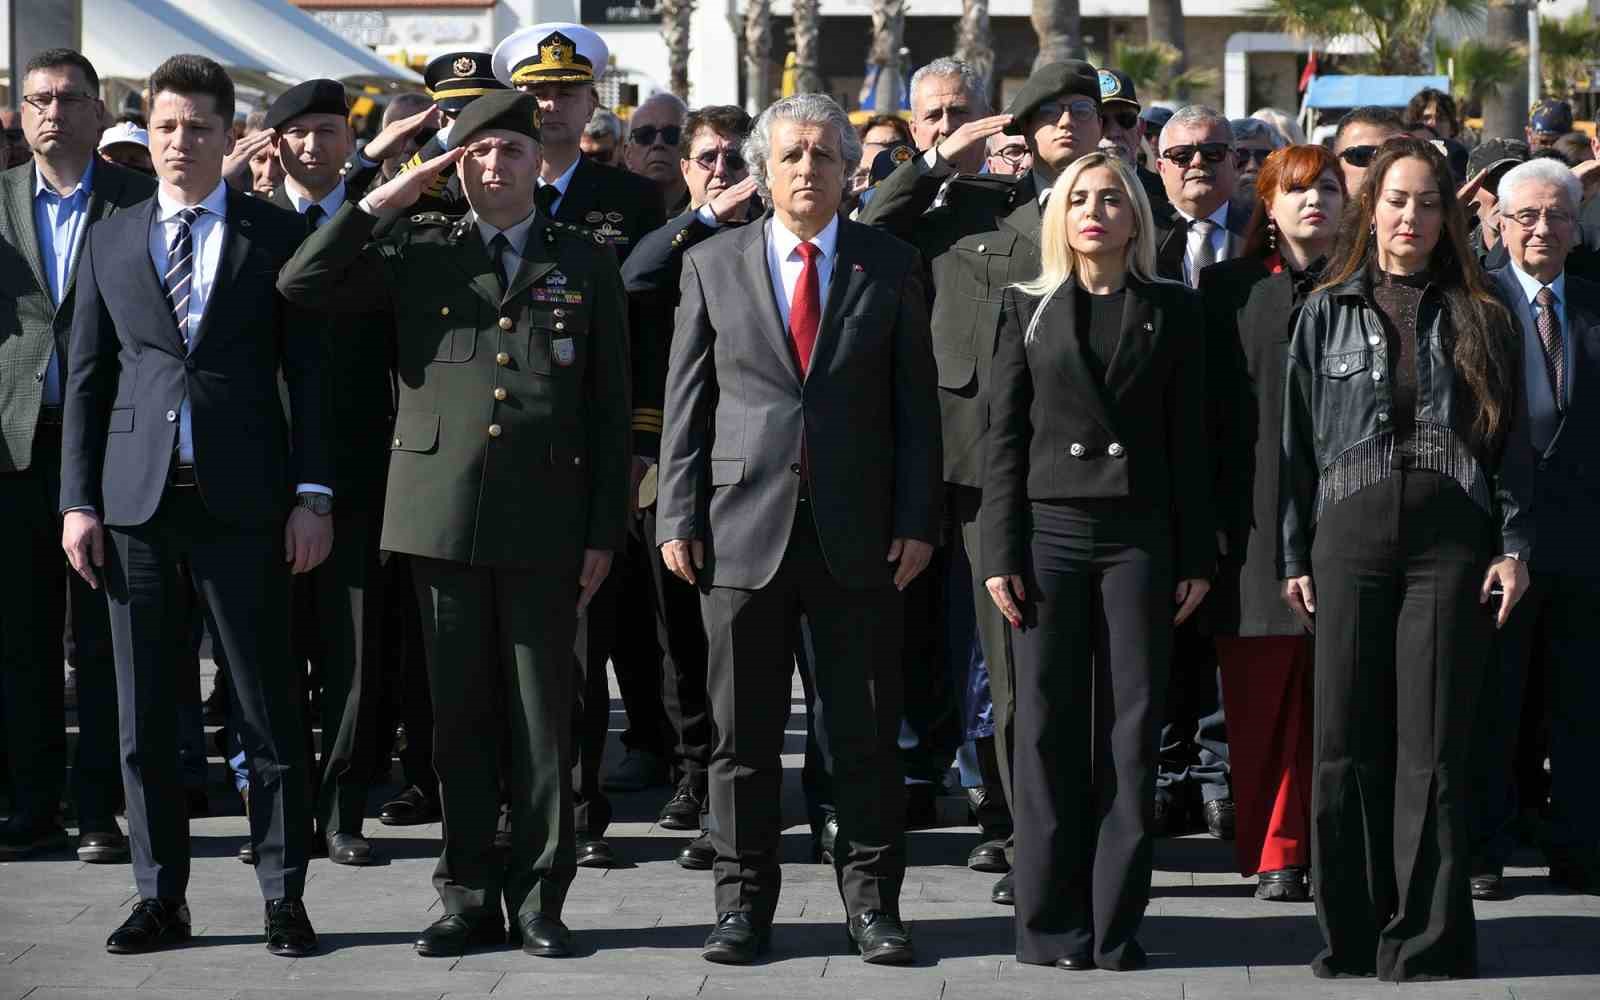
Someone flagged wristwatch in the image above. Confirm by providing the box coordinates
[296,492,334,516]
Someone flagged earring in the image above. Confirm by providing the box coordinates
[1267,218,1278,250]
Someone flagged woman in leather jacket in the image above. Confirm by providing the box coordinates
[1279,138,1534,982]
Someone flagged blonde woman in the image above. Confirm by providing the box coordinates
[980,151,1213,972]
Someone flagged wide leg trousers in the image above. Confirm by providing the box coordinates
[1309,470,1493,982]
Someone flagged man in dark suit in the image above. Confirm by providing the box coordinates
[493,22,668,865]
[260,79,393,867]
[1474,158,1600,898]
[859,58,1106,904]
[278,90,630,959]
[59,55,328,957]
[0,48,152,862]
[657,93,941,966]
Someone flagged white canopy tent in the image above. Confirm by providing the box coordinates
[180,0,421,88]
[81,0,291,89]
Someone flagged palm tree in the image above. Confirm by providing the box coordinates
[867,0,908,111]
[1437,36,1526,115]
[1539,13,1598,99]
[1106,40,1218,103]
[661,0,694,100]
[1260,0,1487,75]
[955,0,995,101]
[1147,0,1188,74]
[744,0,773,112]
[1031,0,1083,71]
[1477,0,1528,138]
[792,0,824,95]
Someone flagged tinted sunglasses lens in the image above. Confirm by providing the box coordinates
[633,125,682,146]
[695,151,745,171]
[1340,145,1377,167]
[1198,143,1230,163]
[1109,111,1140,130]
[1238,148,1271,165]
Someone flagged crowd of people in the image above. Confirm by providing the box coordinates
[0,18,1595,985]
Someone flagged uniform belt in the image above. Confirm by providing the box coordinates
[37,405,64,427]
[168,463,198,488]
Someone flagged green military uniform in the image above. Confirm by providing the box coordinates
[278,189,629,931]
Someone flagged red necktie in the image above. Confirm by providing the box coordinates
[789,241,821,375]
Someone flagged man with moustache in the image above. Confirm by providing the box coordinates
[625,92,690,215]
[860,59,1108,907]
[1095,67,1167,211]
[279,89,629,958]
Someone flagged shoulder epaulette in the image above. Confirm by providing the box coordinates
[545,218,606,246]
[407,211,452,227]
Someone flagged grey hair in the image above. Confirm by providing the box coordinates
[1497,157,1583,215]
[1250,106,1305,145]
[585,108,623,142]
[1230,117,1285,149]
[743,93,862,201]
[382,91,432,127]
[1159,105,1231,151]
[634,91,688,124]
[910,57,988,113]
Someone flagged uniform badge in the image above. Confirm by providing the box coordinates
[604,211,624,223]
[453,56,477,77]
[596,222,629,244]
[1099,69,1119,98]
[892,145,913,164]
[546,270,568,286]
[585,211,604,223]
[553,337,577,366]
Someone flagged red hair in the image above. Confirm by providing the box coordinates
[1241,145,1344,259]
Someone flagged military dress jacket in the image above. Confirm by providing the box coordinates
[277,202,631,570]
[554,156,667,266]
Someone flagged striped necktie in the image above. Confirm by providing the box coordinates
[165,206,205,343]
[1535,285,1566,409]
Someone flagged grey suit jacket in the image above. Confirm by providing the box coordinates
[656,213,942,591]
[0,160,154,472]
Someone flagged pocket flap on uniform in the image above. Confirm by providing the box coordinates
[1319,349,1369,379]
[709,458,744,486]
[390,412,440,454]
[107,407,134,433]
[935,350,977,390]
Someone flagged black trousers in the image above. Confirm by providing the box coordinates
[290,508,382,836]
[412,557,575,921]
[898,549,960,784]
[953,484,1015,819]
[1011,500,1171,969]
[701,506,906,923]
[639,508,712,794]
[571,563,618,838]
[609,525,674,759]
[105,487,310,901]
[1309,470,1492,982]
[1470,569,1600,870]
[377,555,434,796]
[0,429,119,829]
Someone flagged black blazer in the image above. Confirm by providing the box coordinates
[1153,198,1252,283]
[554,155,667,265]
[60,188,329,527]
[656,214,942,591]
[980,275,1213,582]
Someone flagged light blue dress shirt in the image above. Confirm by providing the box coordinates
[1509,262,1572,410]
[32,158,96,405]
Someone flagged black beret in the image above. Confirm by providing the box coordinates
[451,90,542,145]
[264,79,348,131]
[1004,60,1101,136]
[870,142,918,184]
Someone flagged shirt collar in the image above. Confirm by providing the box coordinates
[540,156,581,196]
[284,177,346,218]
[1510,260,1565,306]
[770,212,840,262]
[157,179,228,224]
[1177,200,1230,228]
[476,208,539,254]
[34,157,94,202]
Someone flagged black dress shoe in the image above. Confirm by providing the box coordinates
[1470,872,1506,901]
[817,813,840,865]
[77,828,130,864]
[1099,940,1148,971]
[658,785,702,830]
[1055,954,1095,970]
[416,914,505,956]
[677,833,715,870]
[106,898,191,954]
[379,785,441,826]
[967,837,1010,874]
[328,832,374,865]
[1256,867,1311,902]
[846,911,914,965]
[991,872,1015,906]
[264,898,318,957]
[516,913,574,957]
[1202,798,1236,840]
[576,835,614,868]
[702,912,770,964]
[239,840,258,865]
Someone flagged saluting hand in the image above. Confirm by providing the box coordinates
[661,538,704,586]
[707,176,760,224]
[363,103,444,164]
[935,114,1014,169]
[360,145,466,218]
[986,574,1026,629]
[221,129,275,190]
[578,549,613,613]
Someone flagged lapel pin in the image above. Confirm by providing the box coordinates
[1144,321,1153,331]
[852,263,864,272]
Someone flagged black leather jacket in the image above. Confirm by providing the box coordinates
[1279,272,1535,578]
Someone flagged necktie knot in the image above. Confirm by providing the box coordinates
[536,184,559,216]
[1190,218,1217,236]
[305,204,325,228]
[1537,285,1556,308]
[795,240,820,262]
[177,206,204,227]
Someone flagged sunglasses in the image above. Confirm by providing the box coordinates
[688,148,746,172]
[1104,110,1140,131]
[1160,142,1231,166]
[1035,99,1100,125]
[1235,147,1273,167]
[630,125,682,147]
[1338,144,1379,167]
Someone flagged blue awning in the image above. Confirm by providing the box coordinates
[1303,75,1451,110]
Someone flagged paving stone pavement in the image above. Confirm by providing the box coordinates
[2,665,1596,1000]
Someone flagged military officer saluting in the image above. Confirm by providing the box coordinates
[277,90,630,960]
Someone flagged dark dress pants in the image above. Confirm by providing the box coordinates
[1011,500,1171,969]
[0,428,119,829]
[572,564,617,839]
[413,557,575,922]
[104,487,310,901]
[1471,570,1600,870]
[702,507,906,924]
[1309,470,1492,982]
[953,484,1015,820]
[609,526,675,760]
[290,508,382,836]
[639,507,711,797]
[378,555,435,797]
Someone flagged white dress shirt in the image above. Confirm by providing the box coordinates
[537,155,581,216]
[1176,200,1231,286]
[766,213,839,330]
[284,177,346,226]
[476,208,539,283]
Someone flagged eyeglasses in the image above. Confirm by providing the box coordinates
[688,148,746,172]
[990,144,1029,164]
[1034,99,1099,125]
[1235,147,1273,167]
[1506,207,1574,229]
[630,125,682,147]
[1338,144,1380,167]
[21,91,96,112]
[1160,142,1231,166]
[1104,110,1140,131]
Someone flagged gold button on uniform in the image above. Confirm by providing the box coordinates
[498,316,513,330]
[496,352,510,366]
[488,423,502,437]
[493,387,507,401]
